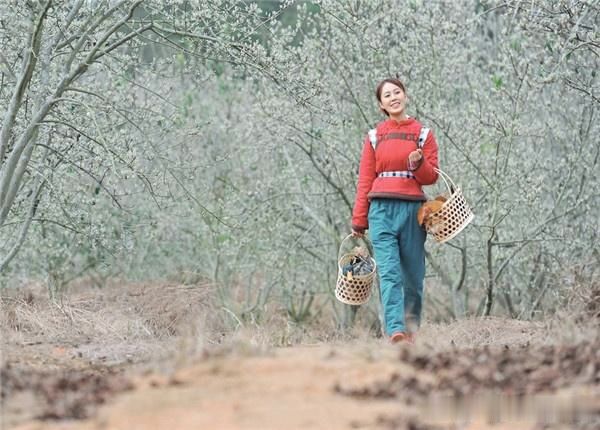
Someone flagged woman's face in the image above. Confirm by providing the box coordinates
[378,82,407,117]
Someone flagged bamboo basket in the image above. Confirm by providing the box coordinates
[426,168,474,243]
[335,234,377,305]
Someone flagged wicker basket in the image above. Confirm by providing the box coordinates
[335,234,377,305]
[426,168,474,243]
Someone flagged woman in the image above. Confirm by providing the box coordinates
[352,78,439,344]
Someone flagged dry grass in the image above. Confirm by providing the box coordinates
[1,279,598,372]
[0,281,351,370]
[0,281,219,367]
[2,280,598,430]
[417,317,549,351]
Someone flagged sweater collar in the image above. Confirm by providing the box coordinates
[384,116,415,127]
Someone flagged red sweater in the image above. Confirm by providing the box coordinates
[352,117,439,231]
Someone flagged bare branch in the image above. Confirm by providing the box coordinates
[75,65,178,108]
[150,23,246,50]
[0,0,51,167]
[0,178,46,273]
[0,52,16,81]
[0,141,49,273]
[420,113,497,190]
[41,117,162,206]
[493,193,599,284]
[63,0,130,74]
[0,98,57,221]
[83,1,145,63]
[36,140,123,210]
[50,0,85,52]
[91,24,153,62]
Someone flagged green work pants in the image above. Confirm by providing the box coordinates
[368,199,427,336]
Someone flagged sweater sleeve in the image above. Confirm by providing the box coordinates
[412,129,439,185]
[351,136,377,231]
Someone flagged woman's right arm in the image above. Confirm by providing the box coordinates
[351,135,377,233]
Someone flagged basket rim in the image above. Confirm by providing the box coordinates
[337,234,374,261]
[337,253,377,273]
[439,186,465,208]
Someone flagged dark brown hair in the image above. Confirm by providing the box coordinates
[375,78,407,116]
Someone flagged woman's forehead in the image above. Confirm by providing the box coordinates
[381,82,404,93]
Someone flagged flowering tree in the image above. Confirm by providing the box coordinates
[0,0,288,280]
[230,0,599,321]
[2,0,597,325]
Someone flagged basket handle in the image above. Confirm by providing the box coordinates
[433,167,457,194]
[338,234,374,262]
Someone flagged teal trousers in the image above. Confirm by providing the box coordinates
[368,199,427,336]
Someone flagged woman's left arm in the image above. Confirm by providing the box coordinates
[411,130,439,185]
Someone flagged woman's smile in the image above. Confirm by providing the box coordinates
[378,82,408,120]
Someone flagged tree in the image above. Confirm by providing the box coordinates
[230,0,599,320]
[2,0,597,326]
[0,0,286,275]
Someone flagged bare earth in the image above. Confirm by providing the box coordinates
[1,284,599,430]
[4,333,599,430]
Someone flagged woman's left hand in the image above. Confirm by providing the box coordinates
[408,149,423,164]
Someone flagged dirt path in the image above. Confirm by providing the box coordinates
[8,340,599,430]
[10,342,407,430]
[2,284,598,430]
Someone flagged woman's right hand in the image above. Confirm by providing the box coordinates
[351,228,365,238]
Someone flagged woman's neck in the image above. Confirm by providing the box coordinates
[389,113,409,122]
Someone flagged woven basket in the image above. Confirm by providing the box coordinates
[335,235,377,305]
[426,168,474,243]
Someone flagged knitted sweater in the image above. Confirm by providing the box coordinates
[351,117,439,232]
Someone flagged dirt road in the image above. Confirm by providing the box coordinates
[5,338,599,430]
[2,285,598,430]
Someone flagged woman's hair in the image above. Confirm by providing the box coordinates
[375,78,407,116]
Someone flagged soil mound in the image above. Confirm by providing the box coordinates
[336,339,600,399]
[1,364,133,420]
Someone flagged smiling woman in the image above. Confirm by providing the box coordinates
[376,79,408,119]
[351,78,440,345]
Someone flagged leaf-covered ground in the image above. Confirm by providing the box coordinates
[2,283,598,429]
[3,336,599,429]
